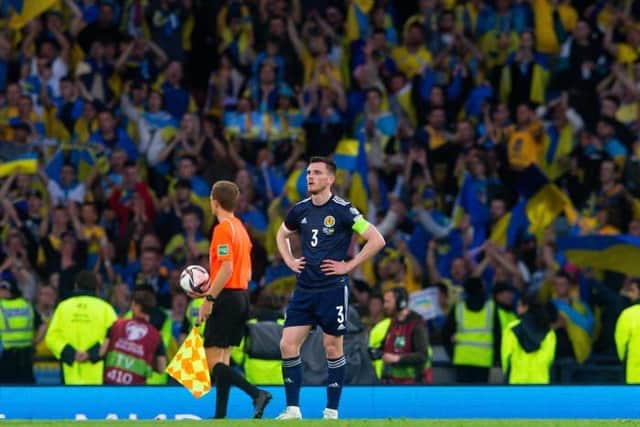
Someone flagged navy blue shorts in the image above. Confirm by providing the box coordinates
[284,285,349,336]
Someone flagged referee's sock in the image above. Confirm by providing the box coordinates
[282,356,302,407]
[212,363,231,419]
[228,365,260,399]
[326,355,346,410]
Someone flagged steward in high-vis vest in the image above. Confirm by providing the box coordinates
[46,271,117,384]
[442,278,502,383]
[615,278,640,383]
[494,282,518,333]
[102,290,166,384]
[501,296,556,384]
[368,287,429,384]
[231,317,285,385]
[231,292,286,385]
[0,278,38,383]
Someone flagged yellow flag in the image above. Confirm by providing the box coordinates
[9,0,58,30]
[166,327,211,399]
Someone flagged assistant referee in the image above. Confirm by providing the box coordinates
[198,180,271,419]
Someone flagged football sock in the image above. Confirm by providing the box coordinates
[282,356,302,407]
[326,355,346,410]
[228,365,260,399]
[212,363,231,419]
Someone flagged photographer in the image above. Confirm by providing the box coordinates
[369,287,430,384]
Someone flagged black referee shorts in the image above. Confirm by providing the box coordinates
[203,288,250,348]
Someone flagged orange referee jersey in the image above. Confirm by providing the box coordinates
[209,216,252,290]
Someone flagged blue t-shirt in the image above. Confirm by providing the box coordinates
[284,195,362,290]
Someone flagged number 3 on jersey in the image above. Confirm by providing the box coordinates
[310,229,319,247]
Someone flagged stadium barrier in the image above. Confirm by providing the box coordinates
[1,385,639,420]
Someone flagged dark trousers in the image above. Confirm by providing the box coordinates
[455,365,490,384]
[0,347,35,384]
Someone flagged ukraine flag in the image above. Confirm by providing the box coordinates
[333,136,368,215]
[0,153,38,177]
[6,0,58,30]
[515,165,570,238]
[346,0,374,41]
[488,198,528,248]
[556,235,640,276]
[283,167,307,205]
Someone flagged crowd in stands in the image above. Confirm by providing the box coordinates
[1,0,640,385]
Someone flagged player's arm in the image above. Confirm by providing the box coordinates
[276,223,306,273]
[346,221,386,272]
[321,215,385,275]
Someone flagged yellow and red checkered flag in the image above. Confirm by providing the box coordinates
[166,327,211,398]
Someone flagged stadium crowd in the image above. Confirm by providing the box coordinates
[1,0,640,386]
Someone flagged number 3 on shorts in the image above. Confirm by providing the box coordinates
[336,305,344,325]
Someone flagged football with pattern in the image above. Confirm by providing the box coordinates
[179,265,211,297]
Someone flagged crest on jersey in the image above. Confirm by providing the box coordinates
[323,216,336,228]
[126,322,149,341]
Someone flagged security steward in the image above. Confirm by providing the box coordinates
[442,277,502,383]
[231,291,286,385]
[0,278,38,383]
[501,295,556,384]
[368,287,430,384]
[46,270,117,384]
[615,277,640,383]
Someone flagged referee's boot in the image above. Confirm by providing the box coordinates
[253,390,272,419]
[276,406,302,419]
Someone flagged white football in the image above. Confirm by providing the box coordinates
[180,265,211,296]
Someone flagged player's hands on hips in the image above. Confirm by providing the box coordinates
[198,299,213,325]
[286,256,306,273]
[320,259,351,275]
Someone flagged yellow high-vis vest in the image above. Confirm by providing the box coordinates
[453,300,494,367]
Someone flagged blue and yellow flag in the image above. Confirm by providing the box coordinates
[556,235,640,276]
[283,167,307,205]
[516,164,570,238]
[346,0,374,41]
[0,153,38,177]
[489,198,528,248]
[334,136,369,215]
[6,0,58,30]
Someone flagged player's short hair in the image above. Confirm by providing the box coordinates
[132,289,156,316]
[308,156,337,175]
[210,180,240,211]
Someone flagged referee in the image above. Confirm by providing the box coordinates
[198,180,271,419]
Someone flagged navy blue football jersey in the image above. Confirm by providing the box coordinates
[284,195,364,289]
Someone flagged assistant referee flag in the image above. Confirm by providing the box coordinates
[167,327,211,398]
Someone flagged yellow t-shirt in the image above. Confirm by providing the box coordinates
[83,224,107,254]
[300,49,342,86]
[391,46,433,79]
[507,122,543,170]
[617,103,639,124]
[617,43,639,64]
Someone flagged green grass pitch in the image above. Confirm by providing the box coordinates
[2,420,640,426]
